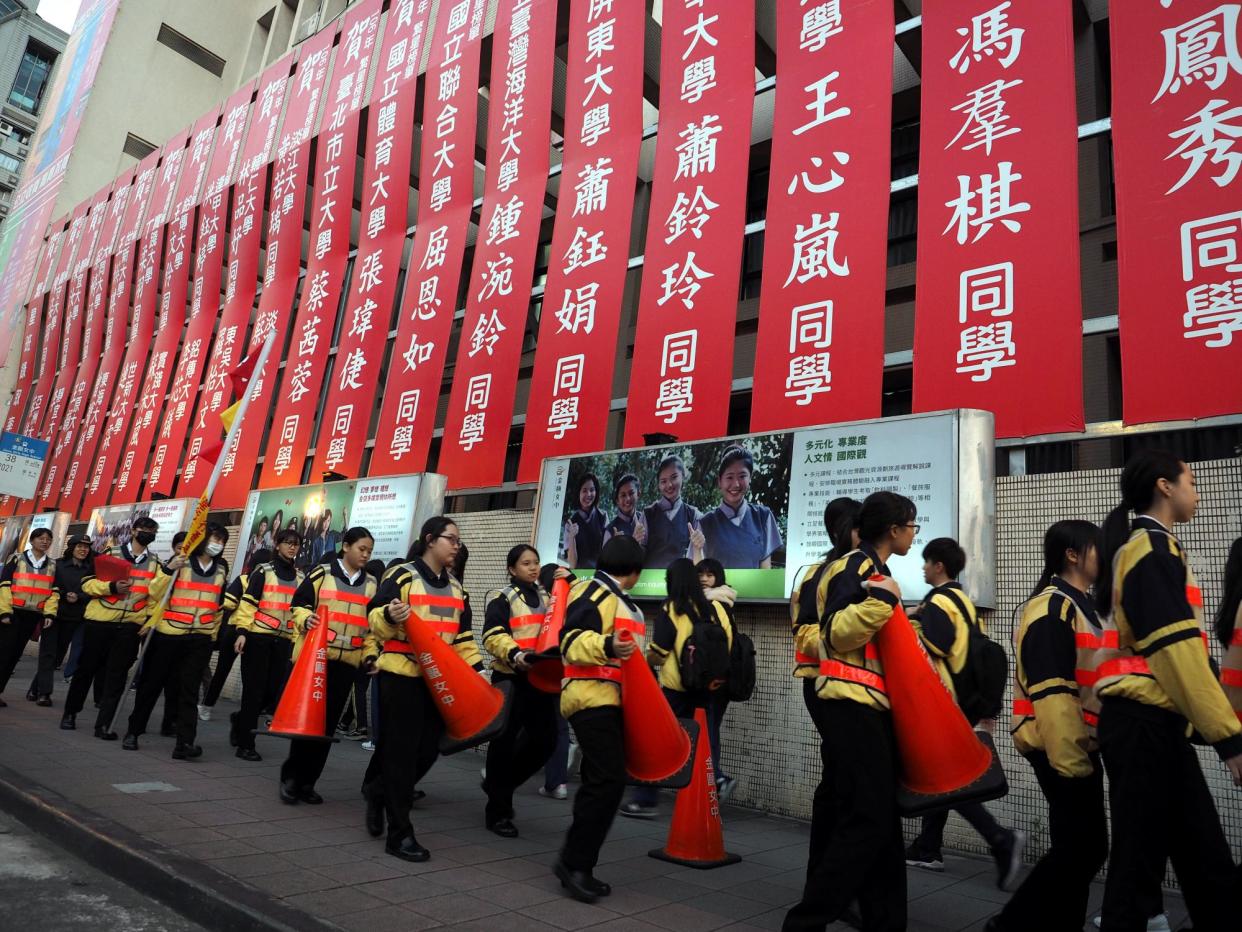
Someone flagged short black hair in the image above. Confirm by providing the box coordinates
[206,522,229,545]
[596,535,645,578]
[613,473,640,503]
[695,558,726,585]
[717,445,753,479]
[506,544,539,570]
[171,531,187,548]
[250,548,272,567]
[274,528,301,546]
[923,538,965,580]
[133,516,158,532]
[28,527,52,542]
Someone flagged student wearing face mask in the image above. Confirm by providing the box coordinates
[564,474,607,569]
[699,446,783,570]
[603,474,648,547]
[641,455,705,570]
[119,525,230,760]
[0,527,59,706]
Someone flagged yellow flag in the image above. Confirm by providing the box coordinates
[220,401,241,433]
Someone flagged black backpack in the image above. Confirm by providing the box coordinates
[726,629,756,702]
[678,606,733,693]
[940,589,1008,724]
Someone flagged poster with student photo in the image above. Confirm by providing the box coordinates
[237,482,357,577]
[86,499,193,559]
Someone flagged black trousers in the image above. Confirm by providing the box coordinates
[802,678,834,882]
[561,705,626,873]
[127,633,212,745]
[31,617,81,698]
[363,673,444,845]
[64,621,140,730]
[1099,698,1235,932]
[234,634,293,751]
[911,802,1008,856]
[995,751,1107,931]
[0,610,41,694]
[784,700,906,932]
[203,624,239,706]
[280,658,354,789]
[483,672,560,822]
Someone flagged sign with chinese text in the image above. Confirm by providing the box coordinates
[0,432,50,500]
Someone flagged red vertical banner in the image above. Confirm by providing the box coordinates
[516,0,645,483]
[38,169,135,506]
[750,1,892,432]
[310,0,435,480]
[1,223,64,436]
[259,0,384,489]
[212,26,338,506]
[1111,2,1242,422]
[437,0,557,489]
[177,57,294,499]
[623,0,755,445]
[912,0,1082,436]
[145,84,255,498]
[58,152,160,516]
[364,0,486,476]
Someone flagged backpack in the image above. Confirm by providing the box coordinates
[940,588,1008,725]
[678,605,733,693]
[726,629,756,702]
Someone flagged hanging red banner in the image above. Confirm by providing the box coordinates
[144,84,255,498]
[750,0,891,432]
[37,168,135,507]
[436,0,556,489]
[912,0,1083,437]
[58,152,160,516]
[363,0,486,477]
[1111,2,1242,422]
[310,0,435,481]
[259,0,384,489]
[623,0,755,445]
[177,56,294,499]
[516,0,645,483]
[213,26,338,507]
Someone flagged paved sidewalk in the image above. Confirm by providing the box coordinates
[0,660,1188,931]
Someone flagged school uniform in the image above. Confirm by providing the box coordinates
[699,500,783,568]
[642,499,702,569]
[202,575,245,707]
[481,578,560,830]
[279,560,377,798]
[604,511,638,543]
[1221,602,1241,720]
[785,545,905,932]
[0,549,58,701]
[363,558,482,851]
[1094,518,1240,931]
[29,554,93,702]
[567,507,607,569]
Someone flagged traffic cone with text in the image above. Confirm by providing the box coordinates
[261,607,338,742]
[528,576,568,694]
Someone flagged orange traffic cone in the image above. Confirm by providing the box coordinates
[400,615,512,755]
[528,576,568,694]
[619,631,694,786]
[873,589,1007,815]
[649,706,741,869]
[261,607,338,742]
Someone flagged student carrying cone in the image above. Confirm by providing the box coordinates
[0,527,58,706]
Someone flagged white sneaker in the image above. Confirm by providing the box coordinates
[1092,914,1171,931]
[539,784,568,800]
[361,739,375,751]
[197,704,211,722]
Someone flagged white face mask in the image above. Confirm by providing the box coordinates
[205,542,224,557]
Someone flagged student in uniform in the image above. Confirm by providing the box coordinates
[198,550,259,722]
[1215,536,1241,719]
[539,562,576,801]
[905,538,1025,888]
[603,474,647,546]
[231,534,303,761]
[554,535,646,903]
[784,491,914,932]
[641,455,705,570]
[699,445,784,569]
[698,558,739,800]
[1092,451,1241,932]
[564,474,607,569]
[27,534,94,706]
[120,525,230,760]
[363,517,482,861]
[275,527,375,801]
[0,527,59,706]
[62,515,175,738]
[480,545,562,836]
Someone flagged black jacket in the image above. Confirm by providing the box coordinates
[54,557,94,623]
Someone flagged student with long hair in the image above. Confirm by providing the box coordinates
[539,562,576,800]
[984,521,1108,931]
[641,456,705,569]
[27,534,94,706]
[1216,536,1242,718]
[603,474,647,546]
[696,557,738,800]
[785,492,914,932]
[1092,451,1240,931]
[564,474,607,569]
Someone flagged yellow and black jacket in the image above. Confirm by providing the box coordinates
[219,575,244,627]
[81,544,171,625]
[367,558,481,678]
[560,573,646,717]
[1011,579,1105,778]
[1094,517,1242,761]
[145,554,229,637]
[290,561,377,668]
[911,581,977,700]
[1221,602,1241,721]
[232,557,305,639]
[0,549,58,620]
[482,579,548,676]
[813,545,898,711]
[648,599,733,692]
[791,561,828,679]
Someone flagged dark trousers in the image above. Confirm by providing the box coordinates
[996,751,1107,931]
[64,621,140,730]
[1099,699,1235,932]
[280,658,354,789]
[340,666,371,731]
[234,634,292,751]
[630,687,724,807]
[784,700,906,932]
[31,617,80,698]
[911,802,1008,856]
[0,610,40,693]
[363,673,444,845]
[561,706,626,873]
[544,711,571,789]
[484,672,560,822]
[802,678,834,882]
[127,633,212,745]
[203,624,238,706]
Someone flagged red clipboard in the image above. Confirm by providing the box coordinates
[94,554,132,583]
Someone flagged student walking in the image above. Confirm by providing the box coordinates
[26,535,93,706]
[0,528,59,706]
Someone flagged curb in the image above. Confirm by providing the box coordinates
[0,762,342,932]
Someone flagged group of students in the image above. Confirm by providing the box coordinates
[785,449,1241,932]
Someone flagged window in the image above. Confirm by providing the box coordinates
[8,42,57,114]
[122,133,157,161]
[0,151,21,174]
[0,1,21,18]
[156,24,226,77]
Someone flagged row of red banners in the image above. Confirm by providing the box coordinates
[2,0,1237,516]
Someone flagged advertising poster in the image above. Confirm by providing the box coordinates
[85,498,194,558]
[533,410,995,606]
[0,512,71,562]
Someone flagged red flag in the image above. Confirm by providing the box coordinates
[229,348,260,398]
[197,439,224,466]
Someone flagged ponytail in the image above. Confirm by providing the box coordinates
[1215,537,1242,648]
[1032,520,1100,599]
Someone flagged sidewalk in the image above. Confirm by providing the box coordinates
[0,662,1187,931]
